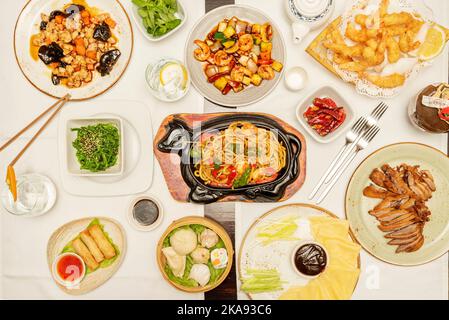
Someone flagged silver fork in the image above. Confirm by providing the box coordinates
[308,102,388,200]
[316,125,381,204]
[324,102,388,184]
[308,117,367,199]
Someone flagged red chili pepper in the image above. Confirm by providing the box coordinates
[227,167,237,185]
[208,72,230,83]
[222,83,232,95]
[257,59,274,65]
[438,107,449,121]
[317,108,343,120]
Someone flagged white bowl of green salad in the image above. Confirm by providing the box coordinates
[67,117,124,177]
[131,0,187,42]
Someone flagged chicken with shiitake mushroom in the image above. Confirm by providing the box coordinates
[30,2,121,88]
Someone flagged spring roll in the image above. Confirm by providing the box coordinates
[72,238,99,271]
[88,225,116,259]
[80,231,105,263]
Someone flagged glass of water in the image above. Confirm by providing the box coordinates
[1,173,57,217]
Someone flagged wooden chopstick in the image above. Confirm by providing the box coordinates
[8,94,71,166]
[0,94,71,153]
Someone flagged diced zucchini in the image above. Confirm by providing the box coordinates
[214,32,226,41]
[223,26,236,39]
[251,74,262,86]
[272,61,284,72]
[218,66,231,74]
[260,42,273,52]
[218,22,227,33]
[242,76,252,86]
[222,40,236,49]
[252,24,261,34]
[253,34,262,45]
[214,77,228,91]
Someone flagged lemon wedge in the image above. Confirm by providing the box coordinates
[159,62,188,89]
[418,25,446,61]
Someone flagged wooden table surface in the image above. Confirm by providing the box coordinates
[202,0,449,300]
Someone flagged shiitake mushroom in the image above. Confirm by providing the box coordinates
[65,4,85,16]
[39,21,48,31]
[38,42,64,65]
[93,22,112,42]
[97,49,121,76]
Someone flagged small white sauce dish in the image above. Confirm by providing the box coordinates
[66,116,124,177]
[285,66,308,91]
[296,86,357,144]
[291,241,329,280]
[130,0,187,42]
[52,252,86,288]
[127,195,164,232]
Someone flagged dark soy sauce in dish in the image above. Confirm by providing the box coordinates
[294,243,327,277]
[132,199,159,227]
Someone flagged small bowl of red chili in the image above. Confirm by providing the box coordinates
[296,86,356,143]
[52,252,86,288]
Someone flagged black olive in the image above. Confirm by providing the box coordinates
[49,10,67,21]
[65,4,85,16]
[38,42,64,65]
[93,22,111,42]
[52,75,61,86]
[40,21,48,31]
[97,49,121,76]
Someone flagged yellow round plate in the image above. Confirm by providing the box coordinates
[346,143,449,266]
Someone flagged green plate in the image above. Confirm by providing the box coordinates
[345,143,449,266]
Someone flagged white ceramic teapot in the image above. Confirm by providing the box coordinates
[285,0,335,44]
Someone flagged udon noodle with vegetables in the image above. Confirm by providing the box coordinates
[192,122,287,189]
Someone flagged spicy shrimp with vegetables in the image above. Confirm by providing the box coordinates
[30,2,121,88]
[193,17,283,95]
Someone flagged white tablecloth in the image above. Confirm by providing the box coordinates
[1,0,448,300]
[235,0,449,300]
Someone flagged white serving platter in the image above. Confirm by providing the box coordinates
[58,99,153,197]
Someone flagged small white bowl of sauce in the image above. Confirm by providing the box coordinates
[52,252,86,288]
[128,195,163,232]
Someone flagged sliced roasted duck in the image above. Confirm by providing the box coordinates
[363,164,435,254]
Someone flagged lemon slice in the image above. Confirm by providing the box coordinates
[159,62,188,89]
[418,25,446,61]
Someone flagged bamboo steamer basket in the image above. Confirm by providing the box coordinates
[156,216,234,293]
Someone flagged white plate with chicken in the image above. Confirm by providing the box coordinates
[185,5,285,108]
[345,143,449,266]
[14,0,133,101]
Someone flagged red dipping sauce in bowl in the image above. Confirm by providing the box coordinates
[52,253,85,287]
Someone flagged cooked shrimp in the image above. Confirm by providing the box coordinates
[194,40,211,61]
[257,65,275,80]
[238,34,253,52]
[214,50,232,66]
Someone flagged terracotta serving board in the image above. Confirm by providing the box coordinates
[154,113,307,203]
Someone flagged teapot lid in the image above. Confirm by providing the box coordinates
[288,0,333,21]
